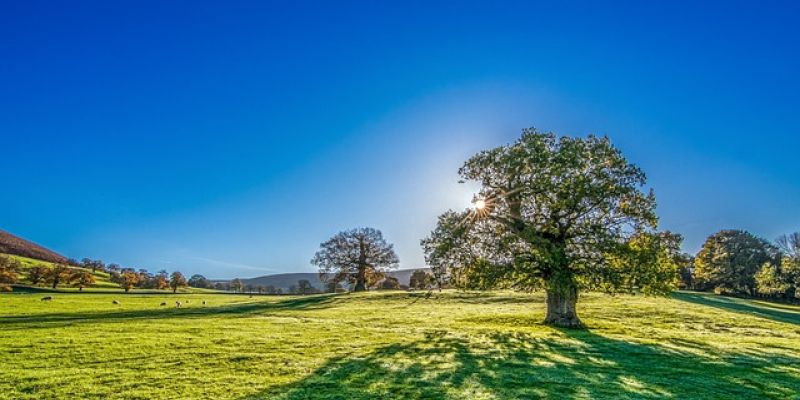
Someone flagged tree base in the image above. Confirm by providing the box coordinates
[545,285,585,329]
[543,315,585,329]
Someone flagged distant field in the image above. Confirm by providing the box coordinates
[1,291,798,399]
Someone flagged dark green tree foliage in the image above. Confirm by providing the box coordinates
[297,279,314,295]
[422,129,676,328]
[694,230,779,295]
[409,269,432,290]
[379,276,401,290]
[188,274,212,289]
[312,228,399,292]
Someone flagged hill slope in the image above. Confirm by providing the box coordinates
[0,229,67,263]
[240,268,430,290]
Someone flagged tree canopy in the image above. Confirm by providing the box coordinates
[422,128,678,327]
[312,227,399,292]
[694,230,779,295]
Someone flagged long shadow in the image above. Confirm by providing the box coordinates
[673,291,800,325]
[0,294,337,330]
[240,329,800,399]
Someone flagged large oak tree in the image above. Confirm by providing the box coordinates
[312,227,399,292]
[422,129,679,328]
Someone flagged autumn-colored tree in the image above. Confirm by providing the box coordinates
[0,256,20,290]
[170,271,187,293]
[27,265,49,285]
[422,129,673,328]
[313,227,399,292]
[46,264,74,289]
[153,270,169,290]
[71,270,96,291]
[119,271,140,292]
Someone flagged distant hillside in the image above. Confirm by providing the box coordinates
[0,229,67,264]
[240,268,431,290]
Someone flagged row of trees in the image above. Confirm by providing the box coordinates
[685,230,800,300]
[0,257,97,291]
[0,255,193,293]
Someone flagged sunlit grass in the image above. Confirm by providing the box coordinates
[0,290,798,399]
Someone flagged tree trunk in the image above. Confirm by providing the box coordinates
[543,271,584,328]
[354,267,367,292]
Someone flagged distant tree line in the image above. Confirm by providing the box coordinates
[678,230,800,302]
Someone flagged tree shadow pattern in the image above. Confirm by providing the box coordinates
[0,294,337,330]
[674,291,800,325]
[243,329,799,399]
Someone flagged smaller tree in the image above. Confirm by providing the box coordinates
[379,276,401,290]
[119,271,140,292]
[324,281,343,293]
[154,270,169,290]
[82,258,105,273]
[46,264,74,289]
[170,272,188,293]
[71,270,96,291]
[755,262,789,297]
[188,274,211,289]
[0,256,20,290]
[230,278,244,293]
[27,265,49,285]
[297,279,313,295]
[409,270,432,290]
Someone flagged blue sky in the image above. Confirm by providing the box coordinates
[1,1,798,278]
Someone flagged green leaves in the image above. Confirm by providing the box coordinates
[423,128,671,294]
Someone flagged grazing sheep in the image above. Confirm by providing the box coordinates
[175,301,182,308]
[159,302,167,306]
[40,296,53,301]
[112,300,120,305]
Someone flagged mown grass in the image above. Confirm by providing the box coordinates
[1,290,798,399]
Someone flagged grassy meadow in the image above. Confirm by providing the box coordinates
[1,290,799,399]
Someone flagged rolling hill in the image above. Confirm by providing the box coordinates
[0,229,67,264]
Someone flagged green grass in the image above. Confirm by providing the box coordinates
[3,253,213,293]
[1,290,798,399]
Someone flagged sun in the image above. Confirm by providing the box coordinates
[474,199,486,210]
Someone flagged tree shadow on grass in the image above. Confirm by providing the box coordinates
[674,291,800,325]
[0,294,337,330]
[241,328,800,400]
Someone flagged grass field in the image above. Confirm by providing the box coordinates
[1,290,799,399]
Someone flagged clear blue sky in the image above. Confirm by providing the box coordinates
[1,1,798,279]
